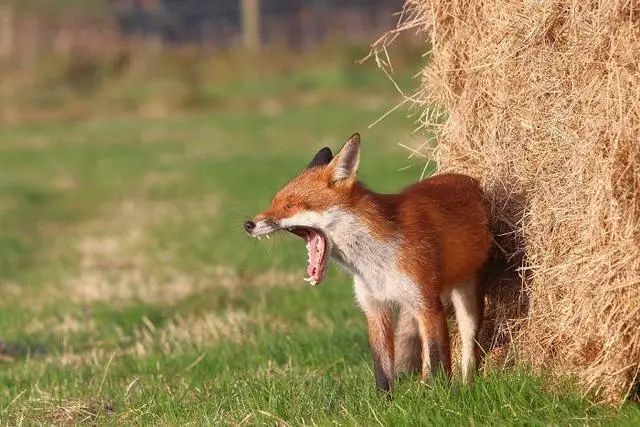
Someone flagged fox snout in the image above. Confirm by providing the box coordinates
[244,216,280,237]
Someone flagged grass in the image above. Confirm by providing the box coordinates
[0,53,638,425]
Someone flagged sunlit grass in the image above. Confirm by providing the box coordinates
[0,64,638,425]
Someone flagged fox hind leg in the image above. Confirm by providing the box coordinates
[394,307,422,377]
[416,297,452,380]
[451,278,484,384]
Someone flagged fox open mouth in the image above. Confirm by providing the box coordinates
[288,227,328,286]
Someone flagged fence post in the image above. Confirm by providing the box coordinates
[241,0,261,51]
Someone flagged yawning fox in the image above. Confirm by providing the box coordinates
[244,133,493,391]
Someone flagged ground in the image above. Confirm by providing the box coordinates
[0,59,638,425]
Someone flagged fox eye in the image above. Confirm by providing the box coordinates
[285,203,295,210]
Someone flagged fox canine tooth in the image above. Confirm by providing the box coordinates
[303,277,318,285]
[266,235,270,240]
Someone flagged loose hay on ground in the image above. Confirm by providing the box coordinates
[374,0,640,403]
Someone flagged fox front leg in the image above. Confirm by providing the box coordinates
[366,306,395,392]
[355,278,395,391]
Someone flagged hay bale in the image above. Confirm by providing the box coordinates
[375,0,640,402]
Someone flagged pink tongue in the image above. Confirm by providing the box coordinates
[306,231,324,279]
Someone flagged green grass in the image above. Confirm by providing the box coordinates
[0,59,638,425]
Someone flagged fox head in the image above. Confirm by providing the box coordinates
[244,133,362,285]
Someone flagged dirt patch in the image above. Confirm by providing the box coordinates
[26,313,98,335]
[208,265,302,291]
[23,390,116,426]
[64,196,216,305]
[133,311,254,355]
[52,309,272,367]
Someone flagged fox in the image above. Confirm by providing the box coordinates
[244,133,493,391]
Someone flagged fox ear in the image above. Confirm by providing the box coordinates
[330,133,360,182]
[307,147,333,168]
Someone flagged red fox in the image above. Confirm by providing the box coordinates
[244,133,493,391]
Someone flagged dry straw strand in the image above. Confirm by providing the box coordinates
[374,0,640,403]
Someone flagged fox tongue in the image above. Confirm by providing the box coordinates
[306,230,325,281]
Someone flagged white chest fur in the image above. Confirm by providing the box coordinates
[323,209,423,311]
[278,208,422,310]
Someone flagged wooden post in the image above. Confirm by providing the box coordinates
[0,5,14,60]
[241,0,260,51]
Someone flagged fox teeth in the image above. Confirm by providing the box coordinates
[303,277,317,285]
[257,236,261,240]
[266,235,270,240]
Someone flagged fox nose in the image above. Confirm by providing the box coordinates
[244,220,256,233]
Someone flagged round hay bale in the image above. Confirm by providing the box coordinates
[375,0,640,403]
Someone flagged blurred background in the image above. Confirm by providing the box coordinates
[0,0,422,121]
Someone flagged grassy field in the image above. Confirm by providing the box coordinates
[0,58,638,425]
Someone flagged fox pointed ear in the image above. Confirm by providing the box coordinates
[330,133,360,182]
[307,147,333,168]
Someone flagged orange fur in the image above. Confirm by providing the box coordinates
[264,170,491,291]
